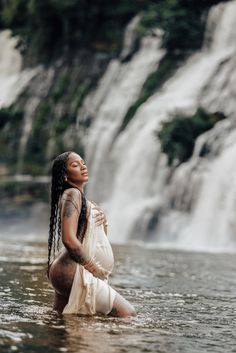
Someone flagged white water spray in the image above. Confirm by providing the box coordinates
[84,1,236,251]
[0,30,38,108]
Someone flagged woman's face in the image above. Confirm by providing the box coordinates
[66,152,88,184]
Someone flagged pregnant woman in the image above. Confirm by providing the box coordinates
[47,151,136,317]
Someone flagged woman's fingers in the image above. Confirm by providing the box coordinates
[92,207,106,225]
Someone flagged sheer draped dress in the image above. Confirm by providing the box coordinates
[49,199,116,315]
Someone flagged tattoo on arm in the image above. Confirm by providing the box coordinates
[68,248,89,264]
[62,198,80,218]
[61,189,81,218]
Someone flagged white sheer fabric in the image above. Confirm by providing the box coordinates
[62,202,116,315]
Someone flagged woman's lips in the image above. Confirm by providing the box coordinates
[82,172,88,176]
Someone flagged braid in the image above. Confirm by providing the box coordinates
[47,151,71,278]
[77,192,87,243]
[46,151,88,278]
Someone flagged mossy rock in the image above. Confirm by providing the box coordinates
[0,106,24,168]
[157,108,226,165]
[0,179,49,203]
[118,53,179,134]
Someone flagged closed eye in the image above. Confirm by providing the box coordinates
[72,159,86,167]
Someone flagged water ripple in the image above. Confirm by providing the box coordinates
[0,242,236,353]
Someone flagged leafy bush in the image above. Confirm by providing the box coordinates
[118,53,179,134]
[118,0,229,134]
[0,107,24,168]
[0,107,23,129]
[157,108,226,165]
[0,0,154,61]
[137,0,230,55]
[0,0,229,61]
[0,179,49,203]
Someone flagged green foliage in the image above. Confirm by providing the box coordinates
[74,82,92,110]
[0,0,154,61]
[0,107,22,129]
[137,0,230,55]
[0,0,229,176]
[24,104,79,174]
[0,57,99,175]
[119,53,178,133]
[0,0,28,27]
[0,107,24,167]
[118,0,229,134]
[158,108,226,165]
[0,179,49,203]
[0,0,228,62]
[51,75,70,102]
[26,102,51,163]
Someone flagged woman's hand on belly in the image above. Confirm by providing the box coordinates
[84,257,111,280]
[91,202,108,228]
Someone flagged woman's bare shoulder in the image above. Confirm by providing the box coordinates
[62,188,81,199]
[60,188,82,211]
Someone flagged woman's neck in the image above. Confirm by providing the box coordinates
[67,181,85,193]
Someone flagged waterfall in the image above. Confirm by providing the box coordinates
[119,15,141,61]
[158,119,236,252]
[0,30,38,108]
[0,30,41,174]
[16,97,41,173]
[82,32,165,201]
[83,0,236,251]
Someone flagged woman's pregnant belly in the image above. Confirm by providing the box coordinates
[94,226,114,273]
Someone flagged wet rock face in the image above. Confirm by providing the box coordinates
[0,41,112,175]
[2,1,236,251]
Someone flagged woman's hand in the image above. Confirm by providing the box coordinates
[84,257,111,280]
[91,202,108,228]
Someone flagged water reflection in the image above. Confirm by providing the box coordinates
[0,241,236,353]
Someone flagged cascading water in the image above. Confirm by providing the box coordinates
[0,30,38,108]
[84,0,236,251]
[0,30,40,174]
[82,31,165,201]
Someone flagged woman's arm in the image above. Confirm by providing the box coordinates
[60,189,110,279]
[60,188,89,263]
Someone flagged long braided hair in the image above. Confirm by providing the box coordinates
[46,151,87,278]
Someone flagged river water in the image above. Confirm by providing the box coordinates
[0,239,236,353]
